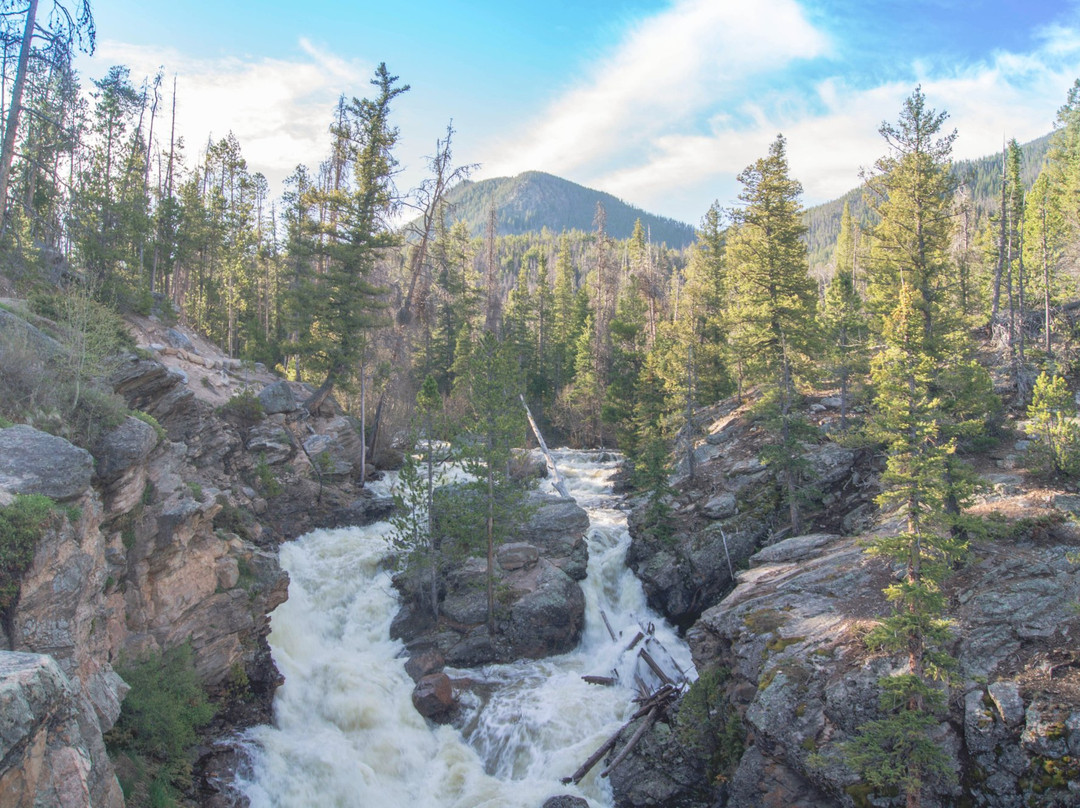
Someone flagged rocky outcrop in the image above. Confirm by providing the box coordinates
[627,517,1080,808]
[0,651,123,808]
[0,425,94,501]
[391,492,589,670]
[257,380,296,414]
[626,406,876,630]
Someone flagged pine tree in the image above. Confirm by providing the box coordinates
[726,134,817,533]
[460,331,527,634]
[821,225,866,430]
[390,375,447,618]
[303,64,406,411]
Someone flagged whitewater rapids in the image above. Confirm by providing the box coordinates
[239,450,694,808]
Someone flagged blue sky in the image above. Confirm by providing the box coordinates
[78,0,1080,224]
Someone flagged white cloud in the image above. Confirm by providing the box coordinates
[83,39,373,189]
[479,1,1080,223]
[478,0,830,183]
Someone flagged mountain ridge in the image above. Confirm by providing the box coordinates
[440,170,698,248]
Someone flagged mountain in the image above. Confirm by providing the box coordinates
[803,131,1054,274]
[438,171,698,249]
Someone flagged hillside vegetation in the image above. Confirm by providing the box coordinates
[437,170,697,248]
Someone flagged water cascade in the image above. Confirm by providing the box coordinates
[241,450,695,808]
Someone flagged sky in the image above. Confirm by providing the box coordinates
[76,0,1080,225]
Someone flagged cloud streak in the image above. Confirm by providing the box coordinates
[480,0,830,183]
[480,1,1080,223]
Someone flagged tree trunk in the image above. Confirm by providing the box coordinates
[0,0,39,234]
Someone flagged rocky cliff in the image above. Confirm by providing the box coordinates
[612,397,1080,808]
[0,310,388,806]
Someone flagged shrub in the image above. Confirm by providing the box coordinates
[106,642,216,806]
[1027,372,1080,477]
[254,454,282,497]
[217,389,264,425]
[0,494,57,611]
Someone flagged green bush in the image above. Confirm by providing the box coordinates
[106,642,216,806]
[217,389,264,425]
[675,666,744,781]
[1027,372,1080,477]
[0,494,57,611]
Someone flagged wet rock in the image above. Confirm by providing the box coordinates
[404,648,444,682]
[542,797,589,808]
[257,380,296,414]
[0,425,94,500]
[411,673,456,722]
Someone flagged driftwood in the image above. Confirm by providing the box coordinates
[601,706,659,778]
[520,394,571,499]
[623,631,644,653]
[582,675,616,686]
[639,649,675,687]
[561,723,626,785]
[600,609,618,642]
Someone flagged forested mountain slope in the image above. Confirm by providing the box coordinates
[440,171,697,248]
[804,131,1053,272]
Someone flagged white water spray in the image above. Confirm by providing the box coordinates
[240,450,694,808]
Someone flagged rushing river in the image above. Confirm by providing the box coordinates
[239,450,695,808]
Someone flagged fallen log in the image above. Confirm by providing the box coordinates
[623,631,644,653]
[561,721,626,784]
[639,649,675,687]
[601,609,618,642]
[582,675,616,686]
[520,394,571,499]
[601,706,659,778]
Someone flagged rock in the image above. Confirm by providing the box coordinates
[303,434,353,477]
[497,542,539,571]
[607,703,717,808]
[820,396,843,408]
[988,680,1025,727]
[701,492,737,519]
[0,651,123,808]
[542,797,589,808]
[164,327,195,353]
[411,673,456,721]
[1053,493,1080,515]
[403,648,444,682]
[729,457,764,476]
[257,381,296,414]
[749,533,840,567]
[503,562,585,659]
[91,416,159,484]
[0,308,64,359]
[0,425,94,500]
[515,494,589,580]
[246,422,294,465]
[805,443,855,486]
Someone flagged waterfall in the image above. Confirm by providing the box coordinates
[239,450,695,808]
